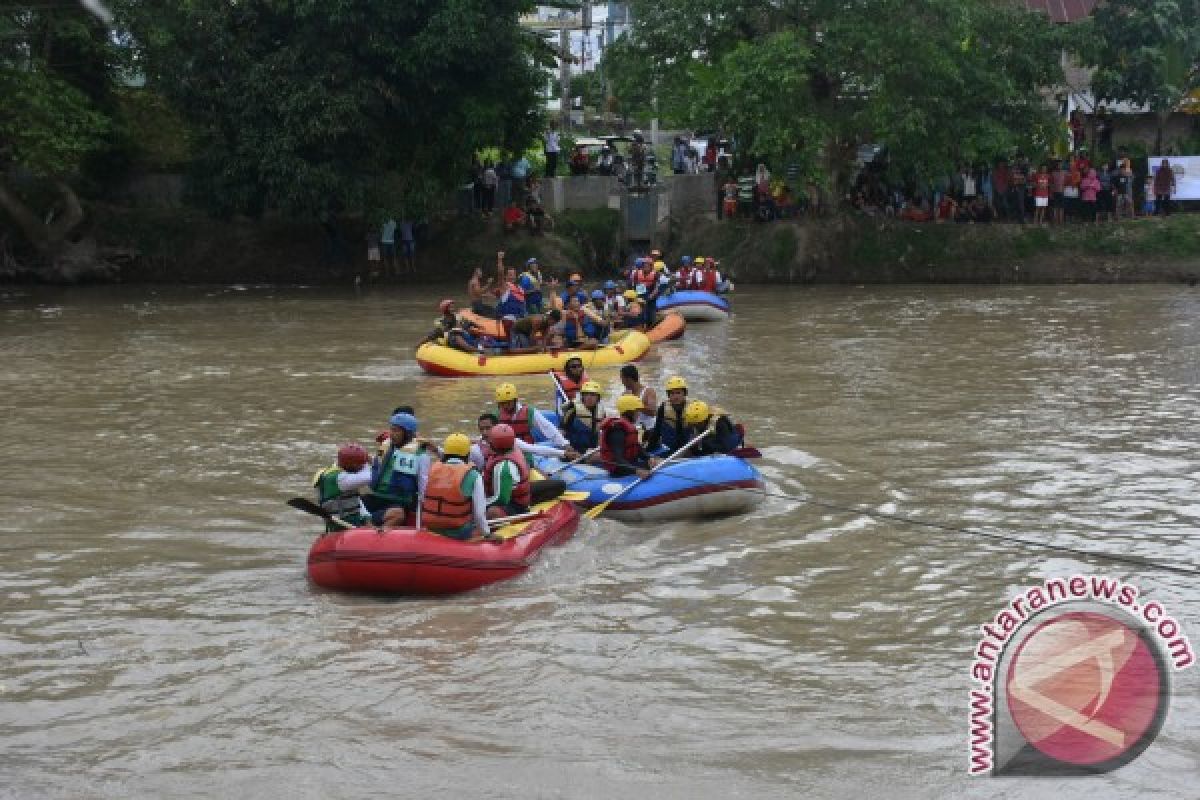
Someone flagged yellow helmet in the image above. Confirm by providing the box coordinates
[654,260,666,272]
[683,400,710,426]
[664,375,688,392]
[580,380,603,395]
[494,382,519,403]
[616,394,644,415]
[623,289,638,300]
[443,433,471,458]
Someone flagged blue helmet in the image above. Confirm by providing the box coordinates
[604,280,617,290]
[389,412,418,434]
[525,257,538,266]
[681,255,692,264]
[591,289,605,300]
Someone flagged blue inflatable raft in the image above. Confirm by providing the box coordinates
[535,453,765,523]
[655,290,730,322]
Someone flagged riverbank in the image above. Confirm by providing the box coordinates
[6,205,1199,285]
[678,213,1200,284]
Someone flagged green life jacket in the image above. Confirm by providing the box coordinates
[370,445,423,504]
[313,466,369,527]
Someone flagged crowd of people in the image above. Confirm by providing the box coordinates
[312,370,746,541]
[418,249,729,354]
[850,149,1181,225]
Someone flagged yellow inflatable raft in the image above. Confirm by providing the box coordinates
[416,331,652,376]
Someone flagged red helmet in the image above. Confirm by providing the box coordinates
[337,443,369,471]
[438,299,455,314]
[488,423,516,452]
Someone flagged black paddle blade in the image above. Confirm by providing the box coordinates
[529,478,567,504]
[288,497,334,519]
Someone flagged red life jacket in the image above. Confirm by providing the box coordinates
[697,268,718,292]
[637,270,657,289]
[420,461,475,531]
[599,416,642,473]
[484,450,531,506]
[506,281,526,302]
[500,402,534,443]
[553,370,588,401]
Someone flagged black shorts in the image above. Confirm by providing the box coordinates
[1050,193,1064,209]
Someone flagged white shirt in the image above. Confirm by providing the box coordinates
[545,131,560,154]
[336,464,373,491]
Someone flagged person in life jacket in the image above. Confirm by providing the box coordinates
[364,411,432,527]
[556,275,588,311]
[493,251,527,318]
[559,295,586,347]
[419,433,491,541]
[602,280,623,313]
[553,356,589,406]
[418,299,481,347]
[675,256,694,289]
[619,364,657,437]
[470,412,569,470]
[599,394,660,478]
[614,289,642,329]
[638,263,663,327]
[560,380,606,454]
[645,375,690,455]
[494,382,571,453]
[581,290,612,343]
[312,443,373,530]
[520,258,544,314]
[483,424,533,518]
[375,404,415,457]
[695,259,724,293]
[680,400,743,456]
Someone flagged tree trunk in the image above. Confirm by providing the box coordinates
[1154,109,1169,155]
[0,179,96,281]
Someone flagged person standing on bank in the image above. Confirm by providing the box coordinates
[380,217,397,276]
[544,128,560,178]
[1153,159,1176,216]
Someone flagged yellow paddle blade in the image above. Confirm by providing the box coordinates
[584,500,611,520]
[560,490,588,502]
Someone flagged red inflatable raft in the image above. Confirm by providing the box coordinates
[306,499,580,595]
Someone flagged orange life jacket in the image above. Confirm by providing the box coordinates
[420,461,475,531]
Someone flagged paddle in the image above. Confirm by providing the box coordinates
[287,497,356,529]
[729,446,762,459]
[545,447,599,475]
[584,424,713,520]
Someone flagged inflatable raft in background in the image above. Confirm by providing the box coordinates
[459,310,686,344]
[307,499,580,595]
[534,454,765,523]
[656,290,730,322]
[416,330,651,376]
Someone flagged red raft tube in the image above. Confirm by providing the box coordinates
[307,499,580,595]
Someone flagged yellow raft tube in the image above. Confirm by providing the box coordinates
[416,330,652,376]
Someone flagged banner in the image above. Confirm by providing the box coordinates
[1149,156,1200,200]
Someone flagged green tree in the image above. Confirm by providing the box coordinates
[125,0,552,221]
[1084,0,1200,153]
[0,5,115,279]
[611,0,1066,188]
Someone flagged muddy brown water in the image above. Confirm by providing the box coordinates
[1,284,1198,799]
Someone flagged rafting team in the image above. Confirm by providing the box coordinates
[312,367,744,541]
[421,249,730,354]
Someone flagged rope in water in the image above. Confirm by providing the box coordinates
[569,461,1200,578]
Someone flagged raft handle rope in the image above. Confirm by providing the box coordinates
[566,462,1200,578]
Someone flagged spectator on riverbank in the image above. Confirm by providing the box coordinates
[380,218,397,274]
[544,128,560,177]
[501,201,525,234]
[1080,168,1101,223]
[1153,159,1176,216]
[480,161,498,217]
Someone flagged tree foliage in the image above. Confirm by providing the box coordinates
[1084,0,1200,150]
[123,0,551,219]
[607,0,1067,183]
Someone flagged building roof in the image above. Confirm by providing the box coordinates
[1024,0,1097,23]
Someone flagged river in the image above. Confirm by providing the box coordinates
[1,284,1197,799]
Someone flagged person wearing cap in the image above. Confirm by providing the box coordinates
[601,280,624,314]
[519,258,545,313]
[614,289,642,329]
[483,424,534,519]
[620,364,657,435]
[560,380,607,453]
[679,400,743,456]
[581,289,612,343]
[312,443,374,530]
[471,412,572,470]
[364,411,432,526]
[556,274,588,311]
[645,375,691,455]
[419,433,491,540]
[599,394,660,478]
[418,299,482,349]
[494,382,570,455]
